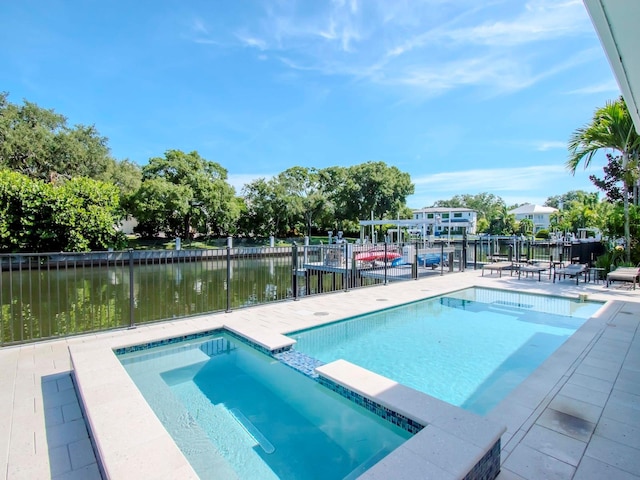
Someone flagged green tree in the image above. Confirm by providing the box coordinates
[131,178,192,237]
[240,163,414,237]
[546,191,602,234]
[274,167,331,236]
[488,205,517,235]
[54,177,126,251]
[242,178,291,237]
[316,166,346,230]
[549,211,572,235]
[0,93,111,181]
[0,169,124,252]
[518,218,534,235]
[588,154,631,203]
[567,97,640,262]
[134,150,237,238]
[99,158,142,211]
[340,162,414,231]
[601,204,640,261]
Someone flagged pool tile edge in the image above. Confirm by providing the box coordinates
[316,359,506,480]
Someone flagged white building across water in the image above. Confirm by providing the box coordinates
[359,207,477,243]
[508,204,558,234]
[411,207,478,236]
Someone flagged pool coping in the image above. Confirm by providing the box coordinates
[70,322,506,480]
[316,360,505,479]
[68,284,615,480]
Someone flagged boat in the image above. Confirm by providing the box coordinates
[418,253,441,268]
[355,251,402,263]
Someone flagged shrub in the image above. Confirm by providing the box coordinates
[535,229,550,239]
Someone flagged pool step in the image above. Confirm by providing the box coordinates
[229,407,275,454]
[487,304,523,316]
[343,447,392,480]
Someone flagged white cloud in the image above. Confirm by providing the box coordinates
[533,140,566,151]
[389,56,531,95]
[407,163,603,208]
[187,0,600,98]
[413,165,567,192]
[382,47,596,96]
[191,18,209,35]
[183,18,224,45]
[236,33,268,50]
[441,0,591,47]
[567,80,620,95]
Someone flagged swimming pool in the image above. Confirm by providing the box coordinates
[117,333,410,480]
[289,287,603,415]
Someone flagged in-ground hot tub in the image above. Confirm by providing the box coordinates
[116,333,411,479]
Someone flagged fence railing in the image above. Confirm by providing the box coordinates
[471,236,605,267]
[0,237,605,346]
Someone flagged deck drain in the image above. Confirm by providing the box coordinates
[376,298,388,301]
[314,312,330,316]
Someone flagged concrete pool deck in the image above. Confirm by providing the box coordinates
[1,269,639,479]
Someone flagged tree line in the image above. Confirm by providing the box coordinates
[1,92,637,259]
[0,93,414,251]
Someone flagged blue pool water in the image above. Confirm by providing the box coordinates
[290,288,603,415]
[118,334,410,480]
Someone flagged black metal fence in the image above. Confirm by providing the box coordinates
[0,237,605,346]
[471,236,605,267]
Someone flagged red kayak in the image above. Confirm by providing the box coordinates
[355,251,402,262]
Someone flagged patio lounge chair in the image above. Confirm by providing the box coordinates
[606,266,640,290]
[517,264,547,281]
[553,263,587,285]
[481,261,514,277]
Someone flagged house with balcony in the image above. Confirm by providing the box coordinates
[411,207,478,236]
[357,207,477,243]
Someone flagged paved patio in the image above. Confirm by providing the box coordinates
[1,268,639,479]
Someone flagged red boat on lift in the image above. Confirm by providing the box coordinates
[355,250,402,263]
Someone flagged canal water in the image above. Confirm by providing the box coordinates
[1,256,312,344]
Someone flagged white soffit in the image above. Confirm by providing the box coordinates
[584,0,640,133]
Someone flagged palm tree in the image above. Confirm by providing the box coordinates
[567,97,640,263]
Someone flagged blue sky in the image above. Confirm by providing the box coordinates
[0,0,620,209]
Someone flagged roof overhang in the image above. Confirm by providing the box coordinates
[583,0,640,133]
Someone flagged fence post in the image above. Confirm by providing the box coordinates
[292,243,299,301]
[440,242,444,276]
[413,241,418,280]
[344,242,349,291]
[383,242,388,285]
[226,238,232,313]
[128,249,135,329]
[462,234,467,272]
[474,240,478,270]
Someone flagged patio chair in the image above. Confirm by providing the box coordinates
[517,263,547,281]
[553,263,587,285]
[481,261,514,278]
[606,266,640,290]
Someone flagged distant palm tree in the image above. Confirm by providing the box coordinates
[567,97,640,263]
[489,205,517,235]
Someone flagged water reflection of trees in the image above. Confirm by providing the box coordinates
[1,257,296,344]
